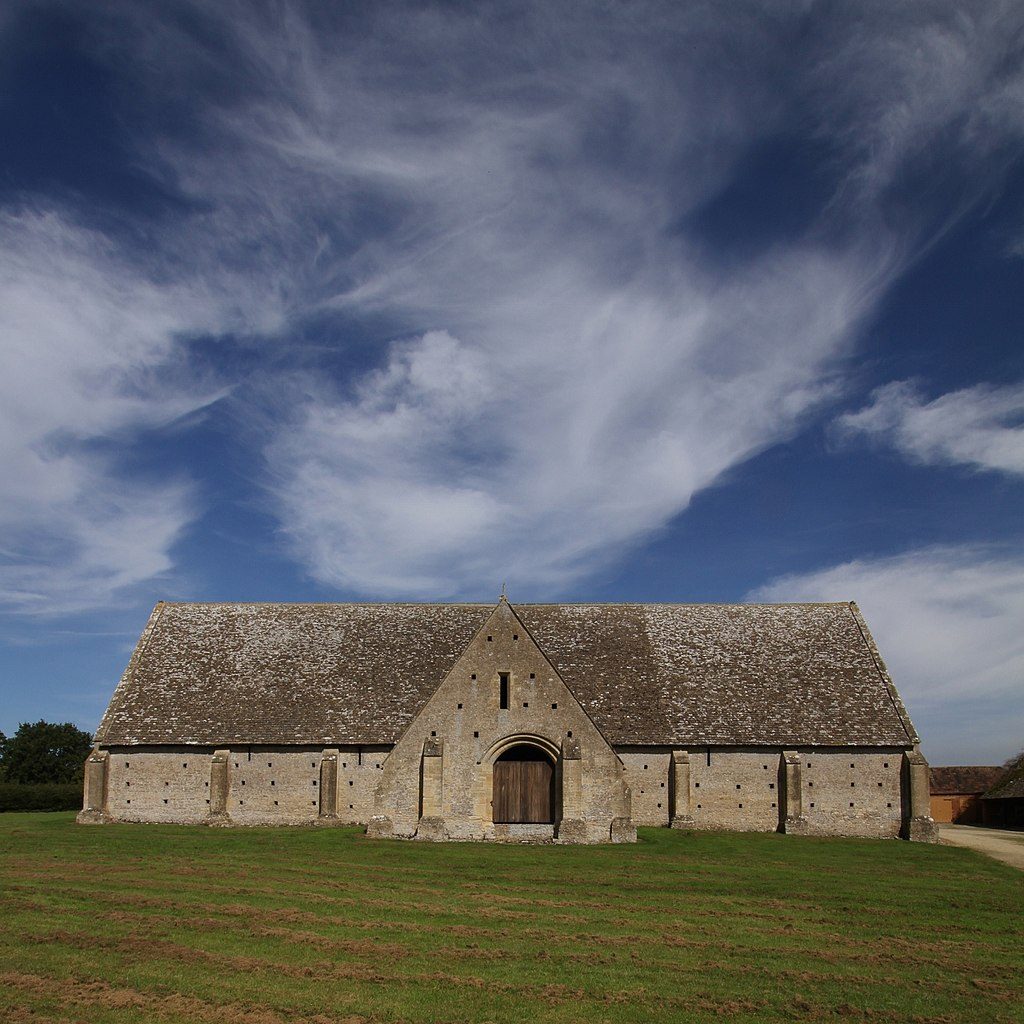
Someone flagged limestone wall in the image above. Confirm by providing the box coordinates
[689,749,784,833]
[227,750,324,824]
[100,745,388,825]
[92,741,910,839]
[622,745,905,839]
[337,747,390,824]
[800,749,903,838]
[619,746,905,836]
[618,750,673,826]
[107,749,214,824]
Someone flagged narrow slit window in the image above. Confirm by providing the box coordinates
[499,672,509,710]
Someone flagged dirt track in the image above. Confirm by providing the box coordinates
[939,824,1024,870]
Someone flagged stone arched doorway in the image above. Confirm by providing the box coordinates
[492,743,555,824]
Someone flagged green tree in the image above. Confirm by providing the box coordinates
[1,721,93,785]
[0,731,7,781]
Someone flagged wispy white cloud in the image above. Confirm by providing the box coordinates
[266,251,864,594]
[228,3,1023,595]
[0,211,234,612]
[837,380,1024,476]
[5,1,1024,605]
[813,3,1024,207]
[750,547,1024,764]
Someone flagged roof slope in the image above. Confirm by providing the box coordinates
[930,766,1005,795]
[984,753,1024,799]
[95,601,916,748]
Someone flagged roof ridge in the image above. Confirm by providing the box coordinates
[154,600,855,609]
[157,601,496,607]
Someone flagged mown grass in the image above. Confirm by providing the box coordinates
[0,814,1021,1023]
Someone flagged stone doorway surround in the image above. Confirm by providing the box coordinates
[492,741,556,824]
[477,733,562,833]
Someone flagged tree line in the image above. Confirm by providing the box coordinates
[0,721,93,811]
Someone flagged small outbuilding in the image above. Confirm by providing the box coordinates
[929,766,1004,824]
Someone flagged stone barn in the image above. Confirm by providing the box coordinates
[80,597,938,843]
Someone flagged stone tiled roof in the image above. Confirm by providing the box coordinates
[929,766,1005,795]
[97,603,491,747]
[984,754,1024,800]
[95,601,917,748]
[517,603,916,747]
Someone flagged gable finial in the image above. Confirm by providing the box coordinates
[500,581,507,600]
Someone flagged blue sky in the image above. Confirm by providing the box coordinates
[1,1,1022,765]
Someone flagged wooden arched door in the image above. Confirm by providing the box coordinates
[492,745,555,823]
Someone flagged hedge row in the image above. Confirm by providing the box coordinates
[0,783,82,812]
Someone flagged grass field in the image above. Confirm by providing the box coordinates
[1,814,1021,1023]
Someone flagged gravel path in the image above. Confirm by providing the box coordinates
[939,824,1024,871]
